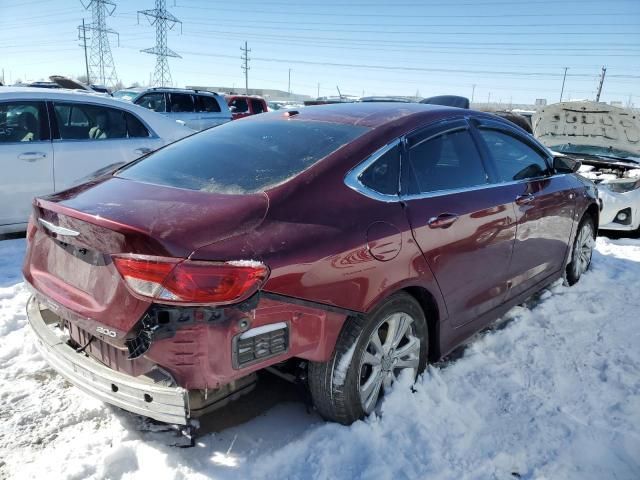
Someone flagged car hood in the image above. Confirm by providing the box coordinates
[533,101,640,158]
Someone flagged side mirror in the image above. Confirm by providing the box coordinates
[229,105,238,113]
[553,155,581,174]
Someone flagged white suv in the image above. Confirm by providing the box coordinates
[0,87,194,234]
[117,87,232,131]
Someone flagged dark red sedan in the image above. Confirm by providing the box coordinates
[23,103,599,427]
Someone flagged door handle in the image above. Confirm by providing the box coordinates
[515,193,535,206]
[134,147,152,155]
[18,152,47,162]
[427,213,459,229]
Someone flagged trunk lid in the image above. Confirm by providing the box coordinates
[23,176,268,343]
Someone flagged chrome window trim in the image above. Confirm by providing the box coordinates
[0,139,52,146]
[344,138,402,203]
[399,173,567,202]
[50,99,159,139]
[409,124,468,150]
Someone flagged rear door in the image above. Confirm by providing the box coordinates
[473,120,576,298]
[401,118,517,327]
[0,100,54,227]
[50,101,161,191]
[166,92,199,129]
[193,94,227,130]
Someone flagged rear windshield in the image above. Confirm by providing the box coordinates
[117,119,370,193]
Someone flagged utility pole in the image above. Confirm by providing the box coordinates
[559,67,568,102]
[288,68,291,96]
[78,18,91,84]
[79,0,119,88]
[138,0,182,87]
[595,66,607,102]
[471,84,476,103]
[487,92,491,104]
[241,41,250,94]
[317,82,320,98]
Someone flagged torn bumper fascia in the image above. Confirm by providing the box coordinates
[26,295,190,425]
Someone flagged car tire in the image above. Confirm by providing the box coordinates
[308,292,428,425]
[566,215,596,286]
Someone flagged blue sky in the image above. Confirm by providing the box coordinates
[1,0,639,105]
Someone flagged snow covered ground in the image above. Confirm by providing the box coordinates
[1,236,639,480]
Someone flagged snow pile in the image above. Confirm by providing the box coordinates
[1,237,639,479]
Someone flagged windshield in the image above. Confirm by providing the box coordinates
[117,119,370,194]
[552,144,640,162]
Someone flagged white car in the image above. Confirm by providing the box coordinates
[113,87,232,131]
[533,101,640,233]
[0,87,195,234]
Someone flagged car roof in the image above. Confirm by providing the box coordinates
[261,102,463,129]
[0,86,116,102]
[136,87,220,96]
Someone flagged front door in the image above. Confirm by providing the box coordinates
[473,121,576,298]
[401,119,517,327]
[0,100,54,227]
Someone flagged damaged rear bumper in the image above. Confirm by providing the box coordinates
[26,296,190,425]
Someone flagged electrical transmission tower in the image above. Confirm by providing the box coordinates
[138,0,182,87]
[241,41,250,94]
[79,0,119,88]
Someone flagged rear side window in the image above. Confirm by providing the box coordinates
[406,128,489,194]
[118,120,370,194]
[359,144,400,195]
[135,93,166,112]
[194,95,221,113]
[124,112,149,138]
[53,103,127,140]
[251,99,265,114]
[169,93,194,113]
[0,102,47,142]
[477,129,550,181]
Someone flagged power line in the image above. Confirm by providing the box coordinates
[138,0,182,87]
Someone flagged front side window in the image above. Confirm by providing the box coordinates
[118,120,370,194]
[0,102,45,142]
[405,128,489,194]
[135,92,166,112]
[358,144,400,195]
[229,97,249,113]
[169,93,194,113]
[53,103,137,140]
[194,95,221,113]
[478,129,550,182]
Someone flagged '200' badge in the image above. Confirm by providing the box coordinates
[96,326,117,338]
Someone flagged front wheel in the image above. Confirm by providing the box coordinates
[566,216,596,285]
[308,293,428,425]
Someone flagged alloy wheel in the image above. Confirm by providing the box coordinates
[358,312,421,413]
[575,221,595,276]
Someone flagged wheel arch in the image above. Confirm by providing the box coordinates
[584,201,600,233]
[401,286,442,362]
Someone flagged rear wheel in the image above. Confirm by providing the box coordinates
[308,293,428,424]
[566,216,596,285]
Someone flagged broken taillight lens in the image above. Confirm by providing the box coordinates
[112,255,269,305]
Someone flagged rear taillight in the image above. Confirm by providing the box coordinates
[112,255,269,305]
